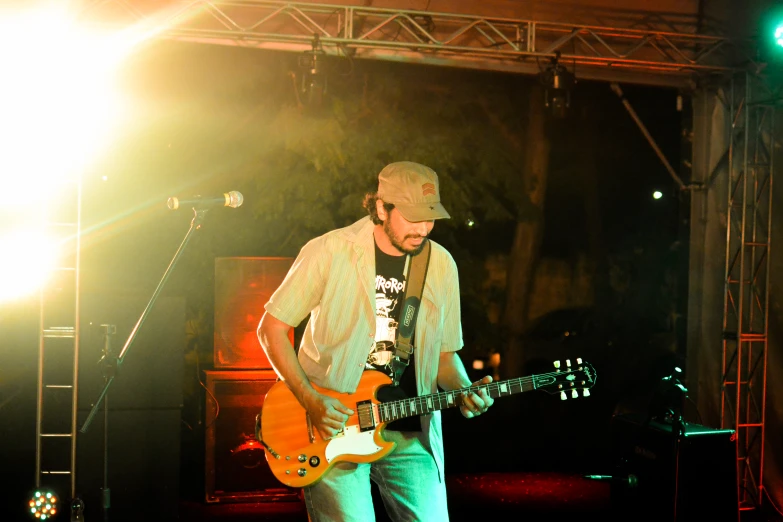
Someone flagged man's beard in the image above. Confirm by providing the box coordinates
[383,219,428,256]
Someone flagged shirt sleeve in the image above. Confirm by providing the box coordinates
[264,236,330,327]
[440,254,463,353]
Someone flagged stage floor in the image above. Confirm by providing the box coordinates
[181,471,610,521]
[179,471,782,522]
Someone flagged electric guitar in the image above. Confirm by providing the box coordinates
[255,358,596,488]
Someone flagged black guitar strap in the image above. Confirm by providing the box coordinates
[390,240,431,387]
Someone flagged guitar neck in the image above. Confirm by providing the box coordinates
[378,374,542,424]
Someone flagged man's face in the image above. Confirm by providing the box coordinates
[381,208,435,256]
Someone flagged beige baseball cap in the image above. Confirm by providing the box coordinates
[377,161,451,222]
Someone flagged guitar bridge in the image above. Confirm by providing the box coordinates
[357,400,375,432]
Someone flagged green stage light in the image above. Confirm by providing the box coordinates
[776,24,783,48]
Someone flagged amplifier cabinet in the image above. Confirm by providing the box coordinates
[610,413,738,522]
[214,257,294,369]
[204,370,300,503]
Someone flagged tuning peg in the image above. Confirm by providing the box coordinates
[577,357,583,364]
[566,359,571,368]
[583,389,590,397]
[554,360,560,369]
[571,389,578,399]
[560,391,567,401]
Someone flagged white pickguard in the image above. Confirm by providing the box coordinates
[324,425,383,463]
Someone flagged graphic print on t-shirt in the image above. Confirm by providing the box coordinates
[367,274,405,373]
[367,240,407,376]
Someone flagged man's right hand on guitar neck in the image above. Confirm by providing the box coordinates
[303,391,355,440]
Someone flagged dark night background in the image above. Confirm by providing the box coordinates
[0,39,687,519]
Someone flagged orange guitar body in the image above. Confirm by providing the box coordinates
[256,359,597,488]
[258,371,396,488]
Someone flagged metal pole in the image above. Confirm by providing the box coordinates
[610,82,687,190]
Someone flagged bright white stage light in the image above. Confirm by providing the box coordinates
[0,6,129,207]
[0,226,59,303]
[653,191,663,200]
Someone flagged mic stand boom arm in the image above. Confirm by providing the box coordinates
[80,207,209,433]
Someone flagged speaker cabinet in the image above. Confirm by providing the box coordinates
[610,413,739,521]
[204,370,300,503]
[214,257,294,369]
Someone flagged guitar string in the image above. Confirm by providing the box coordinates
[378,367,593,422]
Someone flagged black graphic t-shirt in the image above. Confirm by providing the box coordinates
[367,241,422,432]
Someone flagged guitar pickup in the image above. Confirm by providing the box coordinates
[357,400,375,432]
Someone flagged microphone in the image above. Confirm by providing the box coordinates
[167,191,243,210]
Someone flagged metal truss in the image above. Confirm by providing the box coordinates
[721,71,774,509]
[81,0,753,88]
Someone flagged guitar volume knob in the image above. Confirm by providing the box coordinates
[298,454,307,463]
[298,468,307,477]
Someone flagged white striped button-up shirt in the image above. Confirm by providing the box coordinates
[264,216,463,479]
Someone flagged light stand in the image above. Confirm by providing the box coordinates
[653,367,689,522]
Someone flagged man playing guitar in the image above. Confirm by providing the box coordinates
[257,161,493,521]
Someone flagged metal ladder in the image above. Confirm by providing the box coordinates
[35,173,82,502]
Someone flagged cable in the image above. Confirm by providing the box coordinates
[685,395,703,425]
[764,487,783,518]
[191,335,220,430]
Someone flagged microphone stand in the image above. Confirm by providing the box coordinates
[79,208,210,511]
[98,324,116,522]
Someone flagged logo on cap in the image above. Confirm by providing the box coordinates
[422,183,436,197]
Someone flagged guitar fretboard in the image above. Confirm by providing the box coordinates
[377,373,547,423]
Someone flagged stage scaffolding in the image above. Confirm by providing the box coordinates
[722,71,775,509]
[79,0,749,88]
[30,0,769,513]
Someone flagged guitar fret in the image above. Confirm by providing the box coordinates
[375,366,591,424]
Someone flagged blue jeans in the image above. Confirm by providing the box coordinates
[303,430,449,522]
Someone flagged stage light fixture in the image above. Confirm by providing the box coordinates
[776,24,783,48]
[28,490,58,520]
[298,34,328,106]
[653,190,663,200]
[539,51,576,118]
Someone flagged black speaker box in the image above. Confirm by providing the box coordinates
[204,370,300,504]
[610,413,739,522]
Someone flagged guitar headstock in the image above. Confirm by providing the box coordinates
[534,358,596,400]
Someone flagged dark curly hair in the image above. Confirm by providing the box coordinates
[363,192,396,225]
